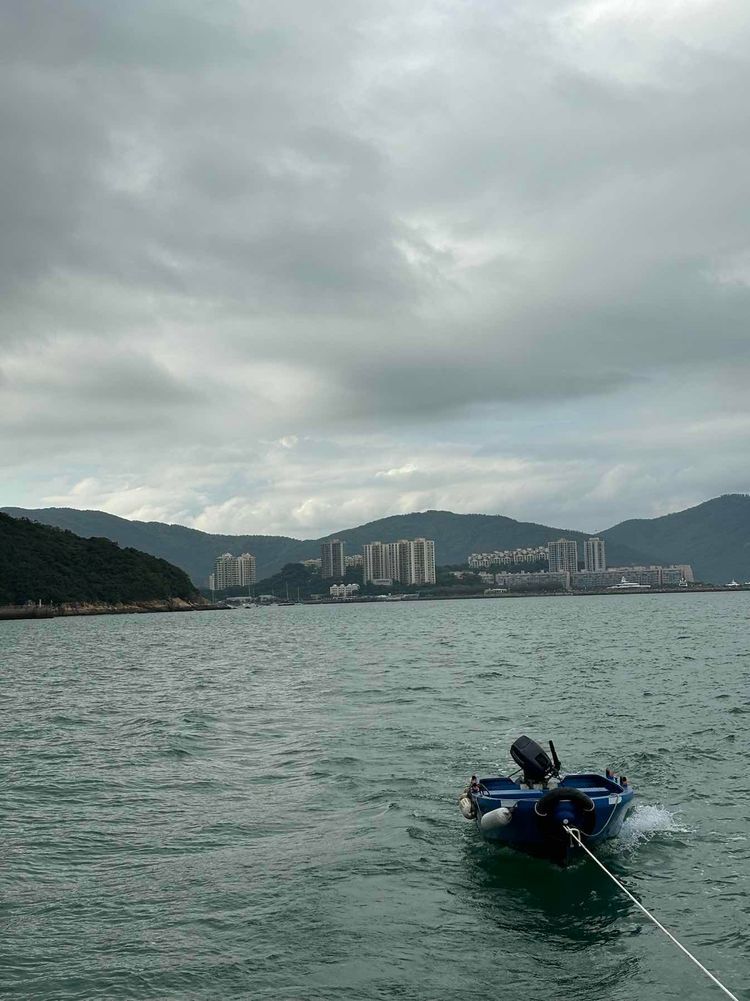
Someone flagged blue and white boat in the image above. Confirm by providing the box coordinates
[459,735,635,864]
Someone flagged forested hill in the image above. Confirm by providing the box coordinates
[0,513,198,605]
[3,494,748,583]
[600,494,750,585]
[2,506,650,583]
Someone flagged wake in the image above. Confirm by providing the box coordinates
[617,803,692,850]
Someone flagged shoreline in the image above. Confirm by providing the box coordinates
[0,598,227,621]
[260,585,749,606]
[3,587,745,620]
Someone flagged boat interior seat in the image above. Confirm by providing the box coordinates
[563,785,612,795]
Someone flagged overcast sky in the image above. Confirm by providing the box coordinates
[2,0,749,538]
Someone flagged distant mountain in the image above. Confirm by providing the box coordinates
[4,495,747,584]
[315,510,650,568]
[1,507,313,584]
[2,505,650,584]
[600,494,750,584]
[0,512,198,605]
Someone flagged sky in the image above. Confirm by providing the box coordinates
[2,0,749,539]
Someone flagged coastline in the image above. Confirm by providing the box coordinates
[0,598,227,621]
[264,585,748,606]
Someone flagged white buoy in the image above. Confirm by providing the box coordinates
[480,806,514,832]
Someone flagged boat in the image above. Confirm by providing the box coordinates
[608,576,650,590]
[458,735,635,864]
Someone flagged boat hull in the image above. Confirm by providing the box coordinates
[471,773,634,864]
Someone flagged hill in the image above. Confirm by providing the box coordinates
[4,496,747,584]
[600,494,750,584]
[2,506,650,584]
[0,507,306,585]
[0,513,199,605]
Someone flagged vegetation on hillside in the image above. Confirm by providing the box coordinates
[0,513,198,605]
[4,494,747,585]
[601,494,750,583]
[1,506,650,583]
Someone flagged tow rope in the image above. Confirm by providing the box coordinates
[566,825,739,1000]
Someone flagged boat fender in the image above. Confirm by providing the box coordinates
[479,806,514,832]
[534,787,596,834]
[458,795,476,820]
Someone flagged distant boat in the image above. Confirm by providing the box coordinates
[608,576,651,590]
[726,580,740,588]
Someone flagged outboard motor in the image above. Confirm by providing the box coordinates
[510,735,558,785]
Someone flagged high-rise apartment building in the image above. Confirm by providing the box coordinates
[548,538,579,574]
[209,552,257,590]
[363,541,392,583]
[583,537,606,571]
[363,538,436,585]
[411,537,436,585]
[321,539,345,579]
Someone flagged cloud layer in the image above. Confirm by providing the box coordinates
[2,0,749,536]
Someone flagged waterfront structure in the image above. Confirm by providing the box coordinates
[571,565,695,589]
[494,571,570,591]
[468,546,548,569]
[548,539,579,574]
[363,538,436,585]
[329,583,360,599]
[208,552,257,591]
[583,538,606,572]
[321,539,345,579]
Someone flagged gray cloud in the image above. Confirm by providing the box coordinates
[1,0,749,533]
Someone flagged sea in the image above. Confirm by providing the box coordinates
[1,592,749,1000]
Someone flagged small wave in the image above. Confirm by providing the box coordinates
[618,804,692,849]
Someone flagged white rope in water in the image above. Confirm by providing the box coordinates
[567,826,740,1001]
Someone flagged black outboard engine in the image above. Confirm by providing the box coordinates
[511,735,559,784]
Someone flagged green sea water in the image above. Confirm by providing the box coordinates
[1,593,749,1000]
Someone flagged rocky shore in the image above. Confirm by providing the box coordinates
[0,598,226,620]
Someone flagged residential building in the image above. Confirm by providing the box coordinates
[363,542,391,583]
[301,558,322,570]
[468,546,548,569]
[363,537,436,585]
[345,554,363,568]
[321,539,345,579]
[548,538,579,574]
[411,537,436,585]
[329,583,360,599]
[208,552,257,591]
[583,537,606,572]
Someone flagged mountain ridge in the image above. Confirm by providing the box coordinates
[4,494,748,583]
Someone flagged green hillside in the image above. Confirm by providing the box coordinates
[601,494,750,584]
[316,511,649,568]
[1,507,306,584]
[0,513,198,605]
[2,506,649,583]
[4,495,746,584]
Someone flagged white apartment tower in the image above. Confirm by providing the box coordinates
[363,541,391,583]
[548,538,579,574]
[321,539,345,579]
[363,538,437,585]
[209,552,257,590]
[583,537,607,572]
[411,537,436,585]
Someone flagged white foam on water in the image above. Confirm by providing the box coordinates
[617,803,692,850]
